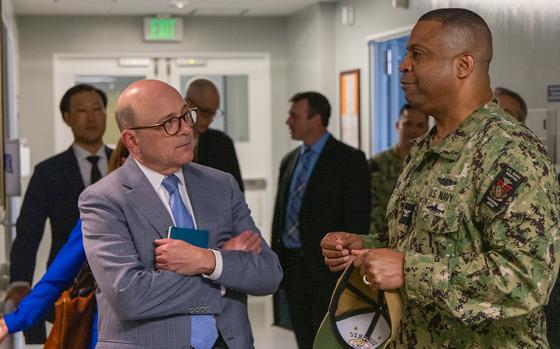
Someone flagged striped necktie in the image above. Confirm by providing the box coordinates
[283,148,313,248]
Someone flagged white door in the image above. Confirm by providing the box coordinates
[53,54,273,240]
[166,55,273,240]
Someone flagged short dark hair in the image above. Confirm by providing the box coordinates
[289,91,331,127]
[494,87,528,122]
[59,84,107,117]
[419,8,493,65]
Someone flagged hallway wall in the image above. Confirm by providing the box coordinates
[287,2,337,138]
[16,14,292,287]
[12,0,560,289]
[17,15,291,176]
[333,0,560,155]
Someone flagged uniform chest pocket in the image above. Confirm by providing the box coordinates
[416,203,461,233]
[415,201,463,256]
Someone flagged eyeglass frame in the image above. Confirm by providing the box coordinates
[127,107,198,136]
[186,98,224,119]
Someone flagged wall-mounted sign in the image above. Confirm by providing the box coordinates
[548,85,560,102]
[340,69,361,149]
[4,139,21,196]
[143,17,183,42]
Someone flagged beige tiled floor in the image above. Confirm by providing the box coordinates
[249,296,298,349]
[9,296,298,349]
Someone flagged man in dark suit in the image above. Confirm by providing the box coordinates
[6,84,111,343]
[271,91,371,349]
[185,78,244,191]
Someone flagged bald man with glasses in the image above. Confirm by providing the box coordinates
[80,79,282,349]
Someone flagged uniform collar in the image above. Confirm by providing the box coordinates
[417,101,500,161]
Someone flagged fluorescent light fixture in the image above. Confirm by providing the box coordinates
[176,58,207,67]
[118,58,152,67]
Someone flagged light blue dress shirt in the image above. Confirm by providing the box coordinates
[283,132,330,248]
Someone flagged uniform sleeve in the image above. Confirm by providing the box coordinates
[10,165,49,283]
[4,221,85,333]
[366,159,389,248]
[403,149,560,326]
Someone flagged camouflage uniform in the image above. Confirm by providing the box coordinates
[386,102,560,348]
[366,147,403,248]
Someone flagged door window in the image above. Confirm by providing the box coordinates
[370,35,408,154]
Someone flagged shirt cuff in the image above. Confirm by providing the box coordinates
[8,281,30,289]
[362,235,385,249]
[203,249,223,280]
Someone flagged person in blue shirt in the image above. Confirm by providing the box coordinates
[0,140,130,349]
[1,220,97,348]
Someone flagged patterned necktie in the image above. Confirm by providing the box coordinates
[161,175,218,349]
[86,155,102,185]
[283,148,313,248]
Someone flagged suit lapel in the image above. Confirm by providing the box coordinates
[303,135,335,199]
[182,164,219,246]
[121,158,173,238]
[282,150,300,200]
[63,145,112,188]
[182,165,214,231]
[61,146,86,190]
[104,145,113,159]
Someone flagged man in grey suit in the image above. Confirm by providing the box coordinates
[80,79,282,349]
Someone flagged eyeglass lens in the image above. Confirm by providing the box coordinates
[163,109,197,135]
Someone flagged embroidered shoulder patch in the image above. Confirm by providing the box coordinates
[482,164,525,212]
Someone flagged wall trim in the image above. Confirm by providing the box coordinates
[365,25,414,43]
[54,52,271,60]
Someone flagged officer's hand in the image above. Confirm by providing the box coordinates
[223,230,262,253]
[352,248,404,290]
[154,239,216,275]
[4,285,30,308]
[321,232,364,272]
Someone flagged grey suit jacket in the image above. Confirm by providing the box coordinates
[80,157,282,349]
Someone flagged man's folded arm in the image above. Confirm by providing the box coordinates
[217,248,282,295]
[213,174,283,295]
[80,190,221,321]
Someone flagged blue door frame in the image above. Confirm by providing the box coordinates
[370,35,409,155]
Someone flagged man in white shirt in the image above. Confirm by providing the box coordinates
[6,84,111,343]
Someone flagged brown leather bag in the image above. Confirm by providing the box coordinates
[44,263,97,349]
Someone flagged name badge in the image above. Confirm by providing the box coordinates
[398,202,416,227]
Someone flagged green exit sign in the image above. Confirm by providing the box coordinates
[143,17,183,42]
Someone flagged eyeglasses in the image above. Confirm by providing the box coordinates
[128,108,198,136]
[188,100,223,119]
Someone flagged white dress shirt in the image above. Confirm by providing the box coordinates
[133,158,223,280]
[72,143,109,187]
